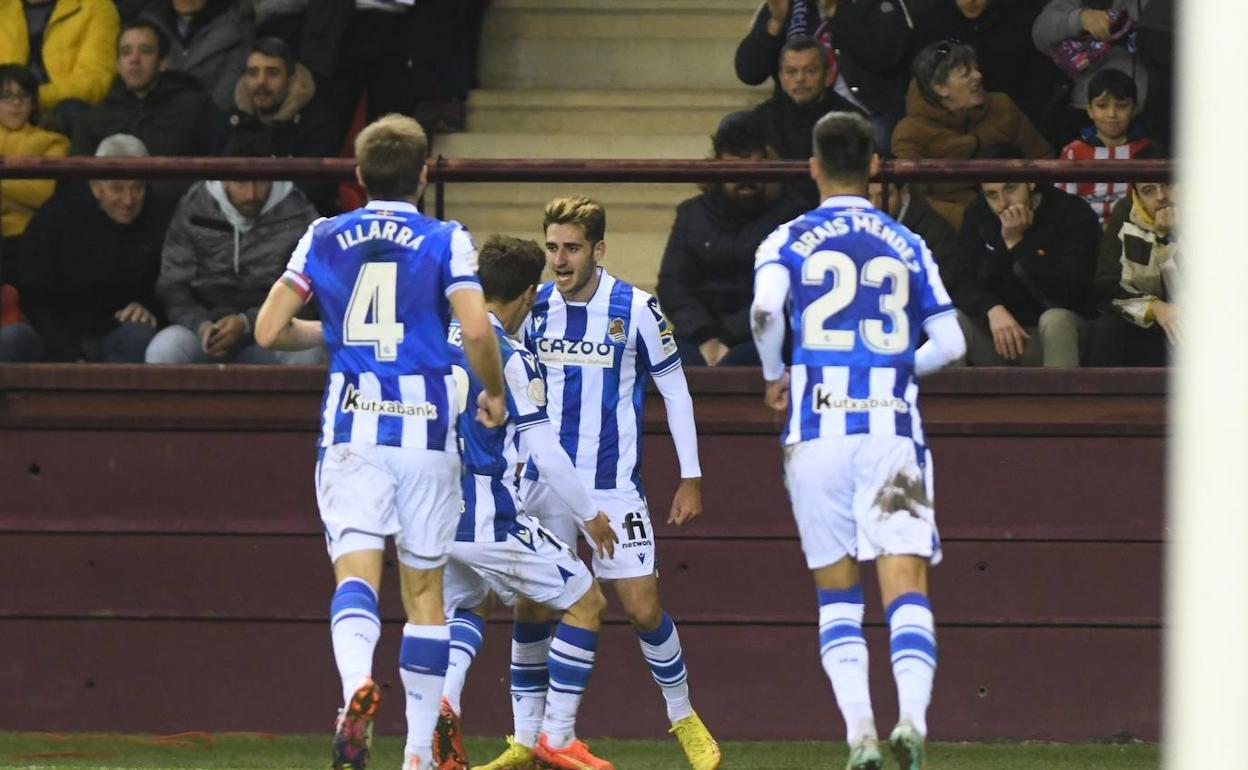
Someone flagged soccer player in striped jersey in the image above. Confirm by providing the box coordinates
[750,112,965,770]
[436,235,618,770]
[519,196,720,770]
[253,114,506,770]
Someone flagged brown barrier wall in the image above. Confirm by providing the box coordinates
[0,365,1165,742]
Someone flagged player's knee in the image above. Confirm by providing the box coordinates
[576,581,608,622]
[623,601,663,632]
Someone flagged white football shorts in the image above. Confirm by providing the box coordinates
[784,435,942,569]
[520,479,657,581]
[443,514,593,613]
[316,442,462,569]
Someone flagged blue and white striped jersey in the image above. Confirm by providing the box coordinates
[282,199,481,451]
[522,268,681,494]
[755,195,954,446]
[448,316,549,543]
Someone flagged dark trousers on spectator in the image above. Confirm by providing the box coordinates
[676,337,761,367]
[0,321,43,362]
[80,322,158,363]
[1087,313,1169,367]
[318,10,417,134]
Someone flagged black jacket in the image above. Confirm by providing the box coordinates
[750,87,864,162]
[657,189,808,347]
[735,0,913,130]
[945,185,1100,325]
[18,180,172,360]
[913,0,1062,129]
[897,188,958,268]
[72,71,223,157]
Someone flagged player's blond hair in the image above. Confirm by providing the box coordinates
[542,195,606,243]
[355,113,428,200]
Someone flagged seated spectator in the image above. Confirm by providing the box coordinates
[751,35,863,164]
[1,282,44,361]
[657,114,807,367]
[298,1,415,137]
[145,128,320,364]
[914,0,1063,139]
[0,64,69,280]
[892,40,1052,230]
[869,175,959,267]
[17,134,169,362]
[943,144,1099,367]
[72,19,222,202]
[1031,0,1150,147]
[0,0,119,133]
[247,0,306,49]
[140,0,252,113]
[229,37,338,214]
[1058,68,1151,225]
[1088,146,1176,367]
[734,0,912,146]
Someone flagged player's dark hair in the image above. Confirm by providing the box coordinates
[478,235,546,302]
[119,19,170,60]
[912,40,978,106]
[543,195,606,244]
[355,113,428,201]
[780,34,826,68]
[813,111,874,182]
[250,36,296,75]
[1087,67,1137,105]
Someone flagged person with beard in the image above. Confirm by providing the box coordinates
[144,127,321,364]
[72,19,222,205]
[140,0,253,112]
[750,35,865,165]
[229,37,339,214]
[658,114,808,367]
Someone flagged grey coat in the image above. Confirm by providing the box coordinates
[141,1,254,112]
[156,180,318,333]
[1031,0,1150,109]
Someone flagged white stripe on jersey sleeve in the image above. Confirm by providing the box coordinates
[286,217,325,275]
[503,351,548,428]
[449,225,478,278]
[917,238,953,309]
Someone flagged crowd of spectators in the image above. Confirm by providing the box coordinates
[0,0,1176,368]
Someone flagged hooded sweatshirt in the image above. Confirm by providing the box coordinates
[155,179,317,333]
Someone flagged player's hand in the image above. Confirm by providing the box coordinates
[986,304,1029,361]
[698,338,730,367]
[476,390,507,428]
[763,370,790,412]
[1154,205,1177,236]
[1152,300,1182,345]
[582,511,618,559]
[205,314,247,356]
[114,301,156,327]
[668,477,703,526]
[998,203,1033,248]
[1079,8,1113,40]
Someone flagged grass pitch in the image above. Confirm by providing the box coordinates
[0,732,1158,770]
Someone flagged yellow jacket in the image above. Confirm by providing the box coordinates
[0,0,119,112]
[0,122,69,238]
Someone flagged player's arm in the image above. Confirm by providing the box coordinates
[518,423,617,558]
[751,258,792,412]
[256,219,324,351]
[652,366,704,526]
[444,225,506,426]
[255,279,323,350]
[915,311,966,376]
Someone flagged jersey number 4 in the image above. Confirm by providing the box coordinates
[802,250,909,354]
[344,262,405,362]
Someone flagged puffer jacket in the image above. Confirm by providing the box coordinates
[0,0,118,111]
[140,0,253,112]
[156,180,317,333]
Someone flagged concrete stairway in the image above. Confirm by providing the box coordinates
[434,0,769,292]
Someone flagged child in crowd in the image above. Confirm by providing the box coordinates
[1059,68,1152,225]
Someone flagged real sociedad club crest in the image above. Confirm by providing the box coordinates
[608,317,627,343]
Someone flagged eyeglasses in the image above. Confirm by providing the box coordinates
[0,91,33,104]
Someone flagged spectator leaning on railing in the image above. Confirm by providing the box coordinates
[145,126,321,365]
[1088,143,1177,367]
[891,40,1052,231]
[17,133,170,363]
[942,144,1099,368]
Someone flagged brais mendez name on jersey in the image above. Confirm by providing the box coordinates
[790,213,922,272]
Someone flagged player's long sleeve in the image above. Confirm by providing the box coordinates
[751,262,791,381]
[519,422,597,522]
[915,311,966,376]
[653,366,702,479]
